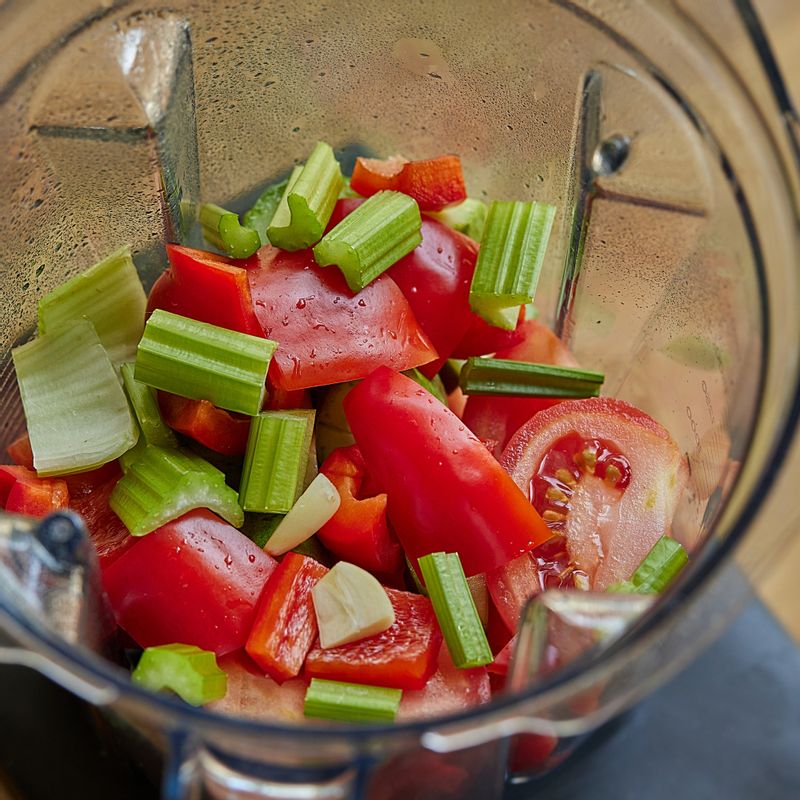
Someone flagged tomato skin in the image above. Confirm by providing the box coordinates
[148,244,263,336]
[304,588,442,690]
[245,553,327,683]
[501,397,688,590]
[158,392,251,456]
[450,307,527,359]
[317,445,402,574]
[247,246,437,391]
[103,510,276,655]
[462,319,579,458]
[0,465,69,517]
[344,367,550,577]
[70,478,133,568]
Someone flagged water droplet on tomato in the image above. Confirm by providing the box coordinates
[296,298,306,309]
[358,298,366,307]
[224,555,233,567]
[248,554,256,563]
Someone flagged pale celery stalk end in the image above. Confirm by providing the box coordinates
[121,362,177,449]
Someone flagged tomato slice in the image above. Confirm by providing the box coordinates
[501,397,687,590]
[247,246,437,391]
[103,510,276,655]
[304,587,442,690]
[70,477,133,568]
[462,318,579,458]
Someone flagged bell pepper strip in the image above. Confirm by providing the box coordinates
[317,445,402,575]
[71,477,133,568]
[147,244,263,337]
[0,465,69,517]
[350,155,467,212]
[245,552,328,682]
[344,367,550,577]
[304,587,442,690]
[158,392,251,456]
[462,318,579,458]
[247,245,437,391]
[103,509,276,655]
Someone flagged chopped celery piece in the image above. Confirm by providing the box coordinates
[268,143,343,250]
[608,536,688,594]
[459,357,604,398]
[242,176,290,245]
[132,644,227,706]
[404,368,447,404]
[120,435,147,473]
[110,444,243,535]
[239,410,316,513]
[13,319,138,476]
[135,310,277,416]
[120,362,177,449]
[315,381,357,463]
[406,556,428,597]
[469,201,556,329]
[199,203,261,259]
[438,359,466,395]
[304,678,401,724]
[241,512,284,548]
[339,176,361,199]
[313,191,422,292]
[418,552,492,668]
[37,245,146,366]
[429,197,488,241]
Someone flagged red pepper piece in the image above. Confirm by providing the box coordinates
[0,465,69,517]
[158,392,251,456]
[147,244,263,337]
[71,477,133,568]
[317,445,402,575]
[450,306,527,359]
[350,155,408,195]
[265,387,313,411]
[6,432,34,469]
[304,587,442,690]
[103,509,276,655]
[344,367,551,577]
[245,552,327,682]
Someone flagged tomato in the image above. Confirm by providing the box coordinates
[0,465,69,517]
[247,246,437,391]
[329,198,478,378]
[450,306,527,359]
[103,510,276,655]
[245,553,327,683]
[487,635,516,678]
[304,588,442,690]
[70,477,133,568]
[344,368,550,577]
[147,244,263,336]
[398,648,490,720]
[317,445,402,575]
[501,397,687,590]
[508,734,559,774]
[158,392,251,456]
[462,318,579,458]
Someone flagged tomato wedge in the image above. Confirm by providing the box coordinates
[462,318,579,458]
[501,397,687,590]
[304,587,442,690]
[247,246,437,391]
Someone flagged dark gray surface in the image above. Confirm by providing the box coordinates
[0,600,798,799]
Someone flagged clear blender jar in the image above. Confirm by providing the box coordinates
[0,1,798,798]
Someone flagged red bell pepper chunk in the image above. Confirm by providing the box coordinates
[247,246,437,391]
[304,587,442,690]
[0,465,69,518]
[344,367,551,577]
[317,445,402,575]
[462,318,580,458]
[265,387,313,411]
[450,306,527,359]
[6,432,34,469]
[70,477,133,568]
[103,509,276,655]
[158,391,251,456]
[147,244,263,337]
[350,155,408,195]
[245,552,327,683]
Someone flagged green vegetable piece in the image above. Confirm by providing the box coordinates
[469,201,556,329]
[430,197,488,241]
[303,678,402,724]
[13,319,138,476]
[418,551,492,669]
[110,444,243,536]
[242,512,330,564]
[242,177,291,245]
[239,410,316,513]
[608,536,689,595]
[132,643,227,706]
[313,190,422,292]
[120,362,177,449]
[134,309,277,416]
[199,203,261,259]
[268,143,343,250]
[459,357,604,398]
[37,245,146,366]
[315,381,357,464]
[404,368,447,404]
